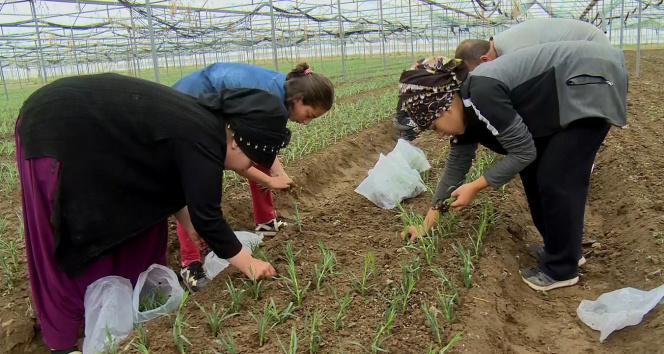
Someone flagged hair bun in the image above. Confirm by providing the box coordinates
[286,62,311,80]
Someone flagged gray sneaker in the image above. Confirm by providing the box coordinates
[520,267,579,291]
[526,244,586,267]
[180,261,209,292]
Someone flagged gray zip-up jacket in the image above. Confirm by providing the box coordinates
[432,40,628,208]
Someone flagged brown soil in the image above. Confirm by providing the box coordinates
[1,49,663,354]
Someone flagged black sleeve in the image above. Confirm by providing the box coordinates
[169,139,242,259]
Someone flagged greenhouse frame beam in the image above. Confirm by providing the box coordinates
[579,0,600,20]
[416,0,482,20]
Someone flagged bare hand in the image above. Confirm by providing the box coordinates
[400,209,440,242]
[244,259,277,280]
[188,230,208,251]
[450,183,480,211]
[229,248,276,280]
[267,174,293,190]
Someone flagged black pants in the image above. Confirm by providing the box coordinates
[519,118,610,280]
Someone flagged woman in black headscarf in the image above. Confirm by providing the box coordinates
[15,73,291,353]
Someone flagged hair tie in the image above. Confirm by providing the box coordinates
[304,68,313,75]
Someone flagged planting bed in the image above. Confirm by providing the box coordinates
[0,50,663,353]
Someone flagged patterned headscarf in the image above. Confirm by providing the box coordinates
[398,56,468,134]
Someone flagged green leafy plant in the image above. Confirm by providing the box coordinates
[138,287,169,312]
[172,291,191,354]
[330,287,352,331]
[243,266,268,300]
[277,326,298,354]
[225,279,246,312]
[249,301,272,347]
[453,242,474,289]
[268,298,296,326]
[196,302,236,337]
[216,329,237,354]
[313,239,336,290]
[282,241,311,305]
[304,309,323,354]
[350,252,375,296]
[421,303,443,347]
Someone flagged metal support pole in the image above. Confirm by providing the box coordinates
[409,0,414,61]
[30,0,47,84]
[430,4,435,57]
[145,0,160,83]
[337,0,346,80]
[609,0,614,42]
[619,0,625,49]
[129,8,141,77]
[269,0,279,71]
[378,0,386,71]
[0,57,8,101]
[636,0,642,77]
[318,21,323,69]
[249,15,256,64]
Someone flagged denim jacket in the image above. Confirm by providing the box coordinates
[172,62,287,102]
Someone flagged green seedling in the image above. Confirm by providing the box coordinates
[329,286,352,331]
[398,260,417,313]
[216,329,237,354]
[196,302,236,337]
[350,252,375,296]
[313,239,336,290]
[105,325,119,354]
[294,203,303,232]
[249,301,272,347]
[277,326,298,354]
[282,241,311,305]
[440,332,464,353]
[138,287,169,312]
[172,291,191,354]
[430,268,459,305]
[421,303,443,347]
[268,298,296,325]
[243,266,268,300]
[132,323,149,352]
[304,309,323,354]
[453,242,474,289]
[225,279,246,312]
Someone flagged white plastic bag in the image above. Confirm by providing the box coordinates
[203,231,264,280]
[390,139,431,173]
[82,276,134,354]
[577,284,664,342]
[133,264,185,324]
[355,153,426,209]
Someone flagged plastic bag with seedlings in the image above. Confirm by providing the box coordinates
[83,276,134,354]
[203,231,264,280]
[355,152,426,209]
[133,264,184,323]
[389,138,431,173]
[577,284,664,342]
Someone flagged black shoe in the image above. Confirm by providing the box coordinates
[520,267,579,291]
[180,261,209,292]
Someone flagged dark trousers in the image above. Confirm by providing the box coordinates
[519,118,610,280]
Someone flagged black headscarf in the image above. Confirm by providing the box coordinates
[398,56,468,136]
[197,88,292,169]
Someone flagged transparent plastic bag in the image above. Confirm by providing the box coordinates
[355,153,426,209]
[577,284,664,342]
[82,276,134,354]
[133,264,184,324]
[390,139,431,173]
[203,231,264,280]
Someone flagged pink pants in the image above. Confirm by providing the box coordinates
[177,164,275,266]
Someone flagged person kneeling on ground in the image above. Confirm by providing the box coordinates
[400,41,627,292]
[171,61,334,292]
[15,74,290,354]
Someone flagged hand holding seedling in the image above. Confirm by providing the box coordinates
[449,176,490,211]
[401,208,439,242]
[228,248,276,279]
[267,173,293,190]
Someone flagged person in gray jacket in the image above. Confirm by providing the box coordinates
[455,18,611,71]
[396,18,610,140]
[400,41,627,292]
